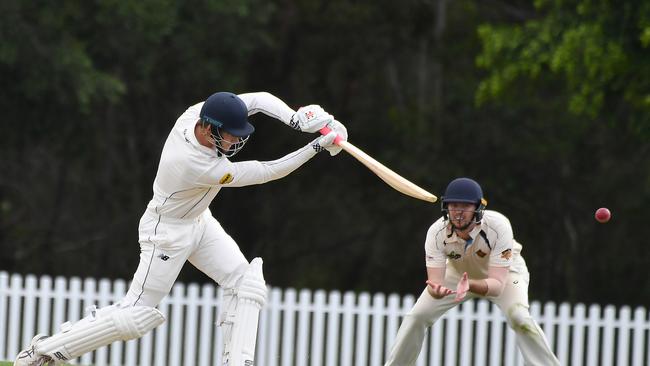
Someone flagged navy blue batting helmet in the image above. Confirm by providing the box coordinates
[200,92,254,137]
[441,177,488,222]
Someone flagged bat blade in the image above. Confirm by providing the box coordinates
[320,127,437,203]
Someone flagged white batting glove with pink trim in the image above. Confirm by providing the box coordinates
[291,105,334,133]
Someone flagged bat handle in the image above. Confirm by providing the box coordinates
[319,126,343,145]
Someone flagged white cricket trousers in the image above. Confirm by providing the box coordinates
[384,271,560,366]
[121,209,249,307]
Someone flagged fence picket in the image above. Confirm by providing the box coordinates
[355,293,370,366]
[7,275,22,359]
[616,306,631,366]
[310,290,326,366]
[282,289,297,366]
[571,304,586,366]
[296,289,311,366]
[325,291,341,366]
[473,300,488,366]
[586,304,601,366]
[184,283,200,366]
[557,302,571,364]
[340,292,355,366]
[616,306,632,365]
[632,306,646,366]
[169,283,185,366]
[0,272,649,366]
[21,275,37,351]
[602,305,616,366]
[488,300,503,366]
[444,306,459,366]
[266,288,282,366]
[459,301,474,366]
[369,293,385,366]
[0,272,8,359]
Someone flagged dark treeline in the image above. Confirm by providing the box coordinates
[1,1,648,306]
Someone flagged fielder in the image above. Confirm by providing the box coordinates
[15,91,347,366]
[384,177,560,366]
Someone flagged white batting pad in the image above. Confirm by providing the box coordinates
[36,305,165,363]
[222,257,268,366]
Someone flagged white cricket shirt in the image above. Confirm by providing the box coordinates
[424,210,528,279]
[146,92,318,220]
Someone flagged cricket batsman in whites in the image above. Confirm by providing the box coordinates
[384,177,560,366]
[15,92,347,366]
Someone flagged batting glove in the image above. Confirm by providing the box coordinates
[322,120,347,156]
[311,131,338,153]
[290,105,334,133]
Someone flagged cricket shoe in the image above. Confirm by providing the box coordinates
[14,334,54,366]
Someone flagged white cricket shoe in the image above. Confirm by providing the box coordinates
[14,334,54,366]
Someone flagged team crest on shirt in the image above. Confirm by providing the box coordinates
[219,173,234,184]
[475,249,487,258]
[447,251,461,260]
[500,249,512,260]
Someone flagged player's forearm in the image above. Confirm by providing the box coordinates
[238,92,296,126]
[469,267,508,297]
[226,144,318,187]
[468,279,489,296]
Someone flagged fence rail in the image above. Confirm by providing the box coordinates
[0,272,648,366]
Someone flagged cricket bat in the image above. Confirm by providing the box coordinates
[320,126,437,203]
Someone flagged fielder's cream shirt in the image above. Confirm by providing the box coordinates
[424,210,528,279]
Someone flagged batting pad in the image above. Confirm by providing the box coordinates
[36,305,165,363]
[223,257,268,366]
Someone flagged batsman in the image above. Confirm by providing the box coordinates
[15,92,347,366]
[384,177,560,366]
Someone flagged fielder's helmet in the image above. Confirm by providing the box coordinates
[199,92,255,137]
[441,177,488,222]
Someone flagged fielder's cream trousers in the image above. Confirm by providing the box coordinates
[384,271,560,366]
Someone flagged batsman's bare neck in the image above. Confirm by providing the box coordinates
[195,120,215,148]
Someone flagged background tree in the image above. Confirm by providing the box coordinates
[0,0,647,306]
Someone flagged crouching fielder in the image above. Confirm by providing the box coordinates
[384,178,560,366]
[15,91,348,366]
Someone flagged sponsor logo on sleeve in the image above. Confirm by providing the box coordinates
[500,249,512,260]
[219,173,234,184]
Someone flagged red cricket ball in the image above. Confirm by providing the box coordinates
[595,207,611,223]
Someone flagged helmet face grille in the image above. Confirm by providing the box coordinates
[210,127,249,157]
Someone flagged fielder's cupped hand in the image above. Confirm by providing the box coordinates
[291,105,334,133]
[454,272,469,302]
[426,280,455,299]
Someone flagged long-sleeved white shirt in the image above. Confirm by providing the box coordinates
[146,92,317,219]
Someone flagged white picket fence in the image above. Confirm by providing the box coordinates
[0,272,648,366]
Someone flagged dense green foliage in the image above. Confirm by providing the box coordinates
[1,0,648,306]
